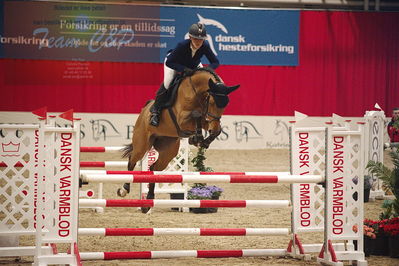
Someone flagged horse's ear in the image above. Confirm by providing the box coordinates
[226,84,240,95]
[208,78,217,90]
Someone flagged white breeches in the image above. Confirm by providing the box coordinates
[163,63,176,90]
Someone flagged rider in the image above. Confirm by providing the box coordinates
[149,22,220,127]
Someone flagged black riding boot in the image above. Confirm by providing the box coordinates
[150,84,169,127]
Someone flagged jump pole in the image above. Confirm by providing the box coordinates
[79,199,291,208]
[80,146,124,152]
[80,161,128,168]
[78,227,290,236]
[1,161,129,168]
[81,174,323,184]
[80,170,290,175]
[80,249,288,260]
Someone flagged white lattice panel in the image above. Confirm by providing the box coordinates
[0,124,39,235]
[291,127,326,233]
[326,129,363,241]
[346,134,363,230]
[318,125,367,266]
[364,110,385,198]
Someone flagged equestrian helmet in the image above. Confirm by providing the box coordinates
[188,23,207,40]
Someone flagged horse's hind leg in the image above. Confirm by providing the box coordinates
[141,137,180,213]
[117,136,152,197]
[116,153,141,197]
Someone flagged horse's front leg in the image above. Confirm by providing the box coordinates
[141,178,155,214]
[188,116,204,146]
[200,129,221,149]
[147,183,155,199]
[188,133,204,146]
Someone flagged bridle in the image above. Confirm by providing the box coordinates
[189,76,222,123]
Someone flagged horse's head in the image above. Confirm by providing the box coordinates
[183,68,239,148]
[194,78,238,148]
[206,78,239,124]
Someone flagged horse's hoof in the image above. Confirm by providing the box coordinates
[117,188,127,197]
[141,207,151,214]
[189,135,204,146]
[200,141,210,149]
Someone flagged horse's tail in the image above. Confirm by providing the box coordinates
[121,143,133,158]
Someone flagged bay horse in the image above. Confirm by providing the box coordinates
[117,68,239,213]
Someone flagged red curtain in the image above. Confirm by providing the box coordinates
[0,11,398,116]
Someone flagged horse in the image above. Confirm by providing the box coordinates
[117,68,239,213]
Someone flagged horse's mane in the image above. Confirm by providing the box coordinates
[188,67,222,83]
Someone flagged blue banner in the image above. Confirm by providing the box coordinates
[0,1,299,66]
[160,7,299,66]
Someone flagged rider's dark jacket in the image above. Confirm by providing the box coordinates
[165,39,219,72]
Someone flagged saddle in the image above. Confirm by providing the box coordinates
[162,74,186,108]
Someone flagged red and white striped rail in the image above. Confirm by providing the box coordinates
[78,227,290,236]
[80,161,128,168]
[81,173,323,184]
[80,146,124,152]
[79,199,291,208]
[1,161,128,168]
[80,249,287,260]
[80,170,290,175]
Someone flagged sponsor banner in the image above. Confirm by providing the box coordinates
[0,1,160,62]
[160,6,299,66]
[0,1,298,65]
[0,112,379,150]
